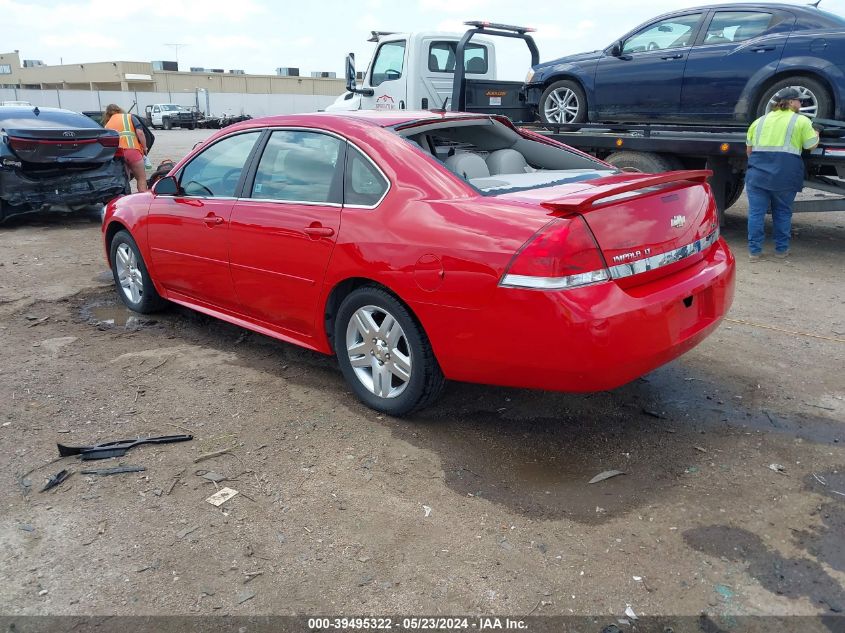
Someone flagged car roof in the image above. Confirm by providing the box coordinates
[654,2,841,18]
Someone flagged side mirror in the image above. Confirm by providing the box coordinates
[153,175,180,196]
[345,53,374,97]
[610,42,622,57]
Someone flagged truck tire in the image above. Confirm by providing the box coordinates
[605,151,682,173]
[724,177,745,210]
[755,76,832,120]
[187,123,196,130]
[163,117,172,130]
[539,79,587,126]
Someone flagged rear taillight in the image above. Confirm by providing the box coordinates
[98,135,119,148]
[500,216,609,290]
[9,137,38,153]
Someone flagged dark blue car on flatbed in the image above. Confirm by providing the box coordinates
[524,3,845,125]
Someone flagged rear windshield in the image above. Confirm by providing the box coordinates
[817,9,845,26]
[397,118,615,195]
[0,107,101,129]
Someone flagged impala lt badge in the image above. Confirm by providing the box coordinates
[612,248,652,263]
[670,215,686,228]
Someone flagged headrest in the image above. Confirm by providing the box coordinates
[486,149,529,175]
[444,153,490,180]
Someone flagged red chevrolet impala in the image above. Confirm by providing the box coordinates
[102,111,735,415]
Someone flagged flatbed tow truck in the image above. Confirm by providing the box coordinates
[336,21,845,219]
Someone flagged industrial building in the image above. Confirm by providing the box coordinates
[0,51,344,97]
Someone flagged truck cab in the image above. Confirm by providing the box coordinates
[328,23,538,121]
[144,104,197,130]
[328,31,499,112]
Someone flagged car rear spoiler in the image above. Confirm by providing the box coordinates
[540,170,712,214]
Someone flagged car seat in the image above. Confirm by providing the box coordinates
[486,149,532,175]
[444,153,490,180]
[466,57,486,74]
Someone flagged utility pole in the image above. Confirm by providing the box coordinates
[164,43,187,70]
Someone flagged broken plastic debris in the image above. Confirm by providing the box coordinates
[206,487,239,507]
[768,463,786,474]
[624,606,638,620]
[422,505,432,517]
[588,470,625,484]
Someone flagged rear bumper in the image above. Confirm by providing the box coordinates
[0,159,127,215]
[416,238,735,392]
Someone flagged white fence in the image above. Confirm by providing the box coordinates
[0,88,339,118]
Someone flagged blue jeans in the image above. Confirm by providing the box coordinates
[746,185,797,255]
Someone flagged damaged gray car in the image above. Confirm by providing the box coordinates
[0,106,128,222]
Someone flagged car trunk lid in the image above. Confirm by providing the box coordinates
[499,170,720,285]
[6,127,118,164]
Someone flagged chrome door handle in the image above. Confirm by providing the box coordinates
[751,46,775,53]
[661,54,683,60]
[203,214,224,226]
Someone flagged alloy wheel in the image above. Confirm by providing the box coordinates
[766,85,819,118]
[544,87,581,124]
[345,305,412,399]
[115,243,143,304]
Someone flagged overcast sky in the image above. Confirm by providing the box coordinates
[1,0,843,80]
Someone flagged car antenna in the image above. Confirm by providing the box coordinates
[808,0,821,6]
[33,106,40,116]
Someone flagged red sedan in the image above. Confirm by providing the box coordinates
[102,111,735,415]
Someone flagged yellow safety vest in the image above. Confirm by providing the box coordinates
[105,113,139,151]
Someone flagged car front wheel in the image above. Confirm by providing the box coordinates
[334,287,445,416]
[109,230,166,313]
[539,79,587,125]
[755,77,833,120]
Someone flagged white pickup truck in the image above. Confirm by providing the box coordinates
[326,22,538,121]
[144,103,198,130]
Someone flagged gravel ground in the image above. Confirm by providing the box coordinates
[0,129,843,625]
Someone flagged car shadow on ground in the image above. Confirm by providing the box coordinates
[77,287,842,527]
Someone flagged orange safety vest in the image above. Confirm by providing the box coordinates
[105,113,139,151]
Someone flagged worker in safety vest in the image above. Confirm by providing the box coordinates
[103,104,149,192]
[745,87,819,261]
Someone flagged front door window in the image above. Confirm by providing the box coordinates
[622,14,703,54]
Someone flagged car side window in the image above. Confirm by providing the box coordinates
[622,13,703,53]
[428,42,488,74]
[344,145,388,207]
[250,130,344,204]
[153,106,160,113]
[179,131,261,197]
[371,40,406,87]
[704,11,773,44]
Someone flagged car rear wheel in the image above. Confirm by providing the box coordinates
[163,118,173,130]
[539,80,587,126]
[755,77,833,120]
[335,286,445,416]
[109,230,166,313]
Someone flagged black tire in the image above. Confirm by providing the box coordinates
[755,76,833,120]
[109,229,167,314]
[605,151,682,173]
[334,286,445,416]
[724,177,745,210]
[539,79,587,126]
[163,117,172,130]
[187,123,196,130]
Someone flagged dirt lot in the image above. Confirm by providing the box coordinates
[0,130,843,626]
